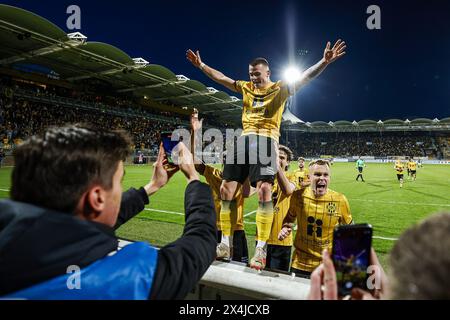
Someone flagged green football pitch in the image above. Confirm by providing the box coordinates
[1,162,449,270]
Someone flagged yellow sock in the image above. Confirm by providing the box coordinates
[255,201,274,242]
[220,200,232,237]
[229,200,238,234]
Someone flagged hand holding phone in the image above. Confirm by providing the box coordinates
[145,143,179,196]
[161,131,182,165]
[331,224,373,296]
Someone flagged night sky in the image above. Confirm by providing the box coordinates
[3,0,450,122]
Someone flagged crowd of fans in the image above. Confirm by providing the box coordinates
[1,76,448,160]
[0,95,182,154]
[0,77,192,154]
[282,132,439,158]
[2,76,180,120]
[0,78,233,155]
[436,136,449,159]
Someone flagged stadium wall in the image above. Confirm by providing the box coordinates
[319,157,450,165]
[187,261,310,300]
[117,240,310,300]
[1,155,14,167]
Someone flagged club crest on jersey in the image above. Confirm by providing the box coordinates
[327,202,337,215]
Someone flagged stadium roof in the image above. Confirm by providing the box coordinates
[0,4,243,124]
[283,117,450,132]
[1,5,448,130]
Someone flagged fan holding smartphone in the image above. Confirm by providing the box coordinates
[331,224,373,296]
[161,131,184,165]
[307,223,378,300]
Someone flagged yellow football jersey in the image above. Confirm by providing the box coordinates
[235,80,292,142]
[408,161,417,170]
[395,163,404,174]
[287,188,353,272]
[267,172,298,246]
[293,168,310,187]
[203,165,244,231]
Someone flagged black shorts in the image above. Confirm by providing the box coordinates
[223,134,277,187]
[410,170,416,175]
[217,230,249,264]
[266,244,292,272]
[358,167,363,173]
[397,174,404,180]
[290,268,312,279]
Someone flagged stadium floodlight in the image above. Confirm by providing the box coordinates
[377,120,384,125]
[283,66,303,84]
[230,96,240,102]
[352,120,359,126]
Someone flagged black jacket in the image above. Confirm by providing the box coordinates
[0,180,216,299]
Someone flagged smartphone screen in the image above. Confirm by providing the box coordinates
[332,224,373,296]
[161,132,181,164]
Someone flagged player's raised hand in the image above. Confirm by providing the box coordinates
[186,49,203,68]
[274,146,282,172]
[190,108,204,132]
[172,142,199,183]
[323,39,346,64]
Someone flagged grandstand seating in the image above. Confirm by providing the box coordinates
[0,82,186,153]
[437,136,450,159]
[2,81,449,160]
[280,131,448,159]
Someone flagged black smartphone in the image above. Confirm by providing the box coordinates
[331,224,373,296]
[161,131,181,165]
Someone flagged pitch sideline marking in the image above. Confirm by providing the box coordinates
[244,210,257,217]
[349,198,450,207]
[144,208,184,216]
[373,236,398,241]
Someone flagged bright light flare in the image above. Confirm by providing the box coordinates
[283,66,302,84]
